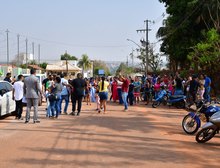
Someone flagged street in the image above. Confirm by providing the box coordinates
[0,101,220,168]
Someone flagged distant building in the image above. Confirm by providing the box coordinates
[46,61,81,77]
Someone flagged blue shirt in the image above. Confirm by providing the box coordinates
[204,77,211,87]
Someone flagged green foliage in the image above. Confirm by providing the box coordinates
[93,60,111,76]
[148,47,163,72]
[78,54,92,71]
[188,29,220,72]
[158,0,220,71]
[29,60,37,65]
[39,62,48,69]
[61,53,78,60]
[20,64,28,69]
[116,63,135,76]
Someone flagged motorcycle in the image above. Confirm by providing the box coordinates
[182,101,220,134]
[152,89,168,108]
[152,90,186,109]
[196,111,220,143]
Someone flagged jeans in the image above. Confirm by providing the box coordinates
[15,99,23,119]
[122,92,128,110]
[72,95,83,114]
[60,94,69,113]
[50,98,61,117]
[47,100,52,117]
[117,88,123,104]
[204,86,211,102]
[128,92,134,105]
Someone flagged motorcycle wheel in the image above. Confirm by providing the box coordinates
[152,101,161,108]
[195,127,216,143]
[182,114,199,134]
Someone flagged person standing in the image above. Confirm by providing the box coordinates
[60,74,70,115]
[127,79,134,106]
[98,76,109,114]
[189,75,199,104]
[119,75,129,111]
[111,77,118,102]
[4,72,12,83]
[133,76,141,104]
[204,74,211,102]
[12,74,24,120]
[50,76,62,118]
[42,74,50,94]
[198,74,205,100]
[116,78,123,104]
[70,73,86,116]
[174,75,183,95]
[85,79,91,105]
[23,69,42,123]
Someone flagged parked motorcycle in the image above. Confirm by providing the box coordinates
[182,101,220,134]
[196,111,220,143]
[152,89,168,108]
[152,90,186,108]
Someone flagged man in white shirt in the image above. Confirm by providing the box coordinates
[13,74,24,120]
[59,74,70,115]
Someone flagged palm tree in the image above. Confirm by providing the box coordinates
[77,54,92,76]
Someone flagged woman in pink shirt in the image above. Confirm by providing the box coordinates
[154,79,161,98]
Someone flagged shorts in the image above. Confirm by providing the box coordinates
[99,92,108,100]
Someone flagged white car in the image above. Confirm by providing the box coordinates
[0,81,16,116]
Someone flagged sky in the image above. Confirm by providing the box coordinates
[0,0,166,63]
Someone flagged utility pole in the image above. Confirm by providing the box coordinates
[6,29,9,65]
[137,19,152,75]
[17,34,20,66]
[126,55,129,67]
[25,38,28,67]
[38,44,40,64]
[65,50,68,74]
[32,42,34,62]
[130,48,135,67]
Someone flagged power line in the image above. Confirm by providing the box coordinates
[9,30,129,48]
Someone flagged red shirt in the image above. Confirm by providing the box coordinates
[121,78,129,93]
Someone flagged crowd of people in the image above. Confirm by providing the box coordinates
[5,70,212,123]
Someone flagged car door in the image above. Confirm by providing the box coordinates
[0,81,15,116]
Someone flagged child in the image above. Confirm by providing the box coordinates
[128,79,134,106]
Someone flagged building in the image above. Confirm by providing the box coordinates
[46,61,81,77]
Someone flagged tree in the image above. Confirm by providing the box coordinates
[157,0,220,71]
[188,29,220,73]
[29,60,37,65]
[136,48,147,73]
[148,47,163,73]
[78,54,92,75]
[93,60,111,76]
[115,63,135,76]
[61,53,78,60]
[39,62,48,69]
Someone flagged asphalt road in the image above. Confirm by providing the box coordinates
[0,101,220,168]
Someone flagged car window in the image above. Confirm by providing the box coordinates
[0,82,13,92]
